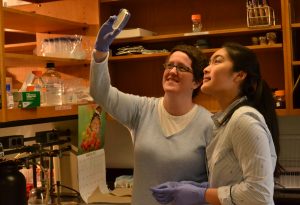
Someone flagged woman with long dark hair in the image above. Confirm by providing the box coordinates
[152,42,279,205]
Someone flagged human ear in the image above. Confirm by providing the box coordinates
[192,80,201,89]
[235,71,247,82]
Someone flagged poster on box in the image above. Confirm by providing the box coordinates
[78,104,106,155]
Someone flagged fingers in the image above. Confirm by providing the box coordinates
[107,15,117,24]
[151,181,179,190]
[151,188,174,204]
[111,28,122,39]
[150,181,180,204]
[152,192,173,204]
[151,187,174,194]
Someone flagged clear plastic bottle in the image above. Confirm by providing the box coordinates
[42,62,64,106]
[191,14,202,32]
[6,84,14,109]
[32,70,46,106]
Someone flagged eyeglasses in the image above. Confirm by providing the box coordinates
[163,63,193,73]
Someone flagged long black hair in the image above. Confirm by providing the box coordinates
[168,44,208,98]
[222,42,280,176]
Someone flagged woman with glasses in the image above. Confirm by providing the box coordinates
[151,43,279,205]
[90,15,213,205]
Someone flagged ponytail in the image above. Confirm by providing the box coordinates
[222,42,281,176]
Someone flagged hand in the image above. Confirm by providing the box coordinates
[173,184,207,205]
[151,182,207,205]
[94,12,130,52]
[180,181,209,188]
[150,181,180,204]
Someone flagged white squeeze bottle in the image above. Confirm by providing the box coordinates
[42,62,64,106]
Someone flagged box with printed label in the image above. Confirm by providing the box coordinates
[19,91,40,108]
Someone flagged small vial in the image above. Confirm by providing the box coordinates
[191,14,202,32]
[6,84,14,109]
[274,90,285,109]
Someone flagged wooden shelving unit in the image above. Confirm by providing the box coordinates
[4,42,36,53]
[109,43,283,62]
[0,0,298,122]
[5,29,36,44]
[99,0,291,115]
[2,104,79,122]
[22,0,61,3]
[0,1,96,123]
[100,0,121,3]
[4,53,90,67]
[291,23,300,28]
[113,26,282,44]
[3,7,88,33]
[293,61,300,66]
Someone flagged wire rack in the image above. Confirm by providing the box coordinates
[247,5,275,27]
[276,135,300,190]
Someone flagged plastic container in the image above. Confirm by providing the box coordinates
[191,14,202,32]
[0,160,27,205]
[112,9,131,30]
[42,62,64,106]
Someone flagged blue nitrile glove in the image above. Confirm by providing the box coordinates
[173,184,207,205]
[180,181,209,188]
[150,181,180,204]
[151,182,207,205]
[94,12,130,52]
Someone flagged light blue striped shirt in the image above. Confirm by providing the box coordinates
[207,97,277,205]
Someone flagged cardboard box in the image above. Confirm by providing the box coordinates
[18,91,40,108]
[88,187,131,204]
[116,28,155,39]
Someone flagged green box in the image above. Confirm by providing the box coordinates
[19,91,40,108]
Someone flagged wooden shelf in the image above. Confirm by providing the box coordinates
[5,42,36,53]
[100,0,122,3]
[288,109,300,115]
[1,104,79,122]
[5,29,36,44]
[22,0,61,3]
[1,99,283,122]
[4,53,90,67]
[3,7,88,33]
[109,44,283,62]
[276,109,288,116]
[109,52,168,62]
[291,23,300,28]
[293,61,300,66]
[113,26,282,44]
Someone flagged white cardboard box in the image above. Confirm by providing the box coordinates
[116,28,155,39]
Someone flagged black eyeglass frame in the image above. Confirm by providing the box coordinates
[163,63,193,73]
